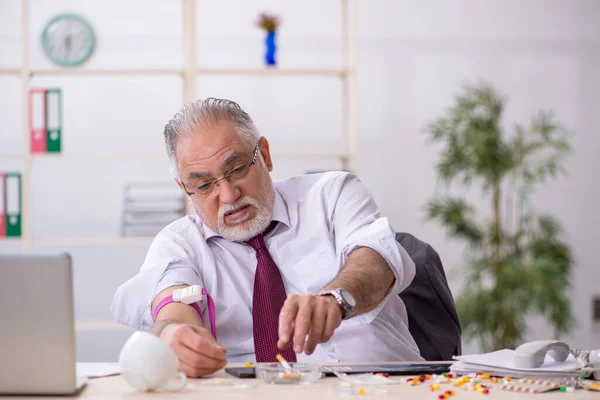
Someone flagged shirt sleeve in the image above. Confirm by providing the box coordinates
[110,224,204,331]
[327,172,416,323]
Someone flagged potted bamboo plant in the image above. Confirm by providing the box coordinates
[424,82,574,351]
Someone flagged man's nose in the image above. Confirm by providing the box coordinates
[218,179,241,204]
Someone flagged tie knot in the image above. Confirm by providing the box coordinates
[245,234,266,251]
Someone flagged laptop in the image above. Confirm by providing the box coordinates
[0,252,87,395]
[226,362,453,378]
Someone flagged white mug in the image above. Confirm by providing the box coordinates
[118,331,187,392]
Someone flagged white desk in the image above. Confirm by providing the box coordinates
[5,363,598,399]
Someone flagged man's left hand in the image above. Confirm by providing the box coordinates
[277,294,342,355]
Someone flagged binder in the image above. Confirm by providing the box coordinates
[0,173,5,238]
[46,89,62,153]
[29,88,47,153]
[5,173,21,237]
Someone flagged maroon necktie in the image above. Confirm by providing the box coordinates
[246,230,297,362]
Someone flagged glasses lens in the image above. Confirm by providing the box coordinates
[228,164,251,180]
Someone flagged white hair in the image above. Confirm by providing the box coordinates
[163,98,260,178]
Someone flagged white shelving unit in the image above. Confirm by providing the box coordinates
[0,0,358,249]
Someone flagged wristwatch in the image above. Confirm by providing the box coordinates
[317,288,357,320]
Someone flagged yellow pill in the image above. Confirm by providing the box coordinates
[504,376,511,381]
[482,374,490,379]
[244,362,253,367]
[429,384,440,391]
[357,388,366,395]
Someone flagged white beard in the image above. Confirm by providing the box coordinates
[193,174,276,242]
[215,196,272,242]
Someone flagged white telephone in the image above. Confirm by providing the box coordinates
[514,340,570,369]
[590,350,600,380]
[514,340,600,379]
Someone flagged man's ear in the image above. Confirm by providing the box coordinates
[259,137,273,172]
[175,178,186,193]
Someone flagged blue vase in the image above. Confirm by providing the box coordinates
[264,31,277,67]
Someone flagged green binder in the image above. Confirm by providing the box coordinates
[45,88,62,153]
[5,172,21,237]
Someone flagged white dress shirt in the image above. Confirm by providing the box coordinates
[111,172,423,362]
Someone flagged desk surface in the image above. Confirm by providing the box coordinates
[5,363,597,399]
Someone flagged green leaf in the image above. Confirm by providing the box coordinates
[425,197,484,245]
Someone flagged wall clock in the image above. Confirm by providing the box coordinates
[41,13,95,67]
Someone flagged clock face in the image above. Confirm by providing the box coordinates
[41,13,95,67]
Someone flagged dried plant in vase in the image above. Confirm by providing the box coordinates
[424,82,574,351]
[256,12,281,67]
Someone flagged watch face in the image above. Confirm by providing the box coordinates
[42,13,95,66]
[340,289,356,308]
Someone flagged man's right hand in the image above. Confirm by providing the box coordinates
[159,323,227,378]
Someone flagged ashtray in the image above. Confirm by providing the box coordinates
[255,363,322,385]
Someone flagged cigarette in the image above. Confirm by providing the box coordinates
[276,354,293,372]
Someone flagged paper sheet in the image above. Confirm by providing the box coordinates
[76,363,121,378]
[455,350,580,372]
[451,349,583,378]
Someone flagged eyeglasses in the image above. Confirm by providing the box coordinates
[181,142,260,198]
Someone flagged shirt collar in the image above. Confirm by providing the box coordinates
[199,188,290,240]
[271,188,291,229]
